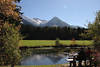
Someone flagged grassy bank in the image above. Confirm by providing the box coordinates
[0,64,65,67]
[0,65,57,67]
[20,40,93,47]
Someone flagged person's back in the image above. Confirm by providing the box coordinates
[85,47,93,66]
[86,48,92,60]
[78,48,86,60]
[77,48,86,66]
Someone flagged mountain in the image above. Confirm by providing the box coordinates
[21,15,39,26]
[22,15,48,27]
[22,15,73,27]
[45,17,70,27]
[32,18,48,27]
[33,18,48,25]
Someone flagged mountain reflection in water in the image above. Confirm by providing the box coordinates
[21,54,68,65]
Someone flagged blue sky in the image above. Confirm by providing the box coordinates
[19,0,100,27]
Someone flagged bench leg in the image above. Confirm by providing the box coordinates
[73,61,76,67]
[78,60,82,67]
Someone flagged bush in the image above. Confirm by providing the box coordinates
[0,23,22,66]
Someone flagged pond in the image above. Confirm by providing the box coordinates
[21,53,68,65]
[20,48,78,65]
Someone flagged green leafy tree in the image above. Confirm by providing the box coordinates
[87,11,100,47]
[0,23,21,66]
[0,0,22,67]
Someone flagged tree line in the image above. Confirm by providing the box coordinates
[21,25,91,40]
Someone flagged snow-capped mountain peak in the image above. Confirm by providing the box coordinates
[33,18,48,24]
[21,15,39,26]
[22,15,70,27]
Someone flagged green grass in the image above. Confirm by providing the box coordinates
[20,40,93,47]
[60,40,93,46]
[0,64,64,67]
[20,40,56,46]
[0,65,56,67]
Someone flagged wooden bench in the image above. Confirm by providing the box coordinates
[66,56,76,67]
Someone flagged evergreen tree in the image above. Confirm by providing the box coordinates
[87,11,100,47]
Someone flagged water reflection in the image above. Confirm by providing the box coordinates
[21,54,68,65]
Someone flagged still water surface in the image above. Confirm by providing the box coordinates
[21,53,69,65]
